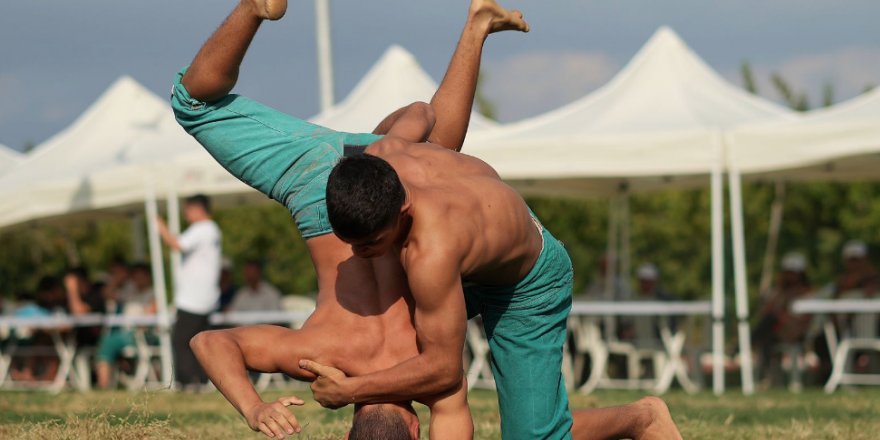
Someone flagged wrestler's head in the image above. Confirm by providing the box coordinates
[327,154,408,258]
[346,402,419,440]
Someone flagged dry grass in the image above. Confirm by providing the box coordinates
[1,387,879,439]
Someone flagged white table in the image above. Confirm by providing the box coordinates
[0,310,315,393]
[569,301,711,394]
[791,298,880,393]
[0,314,104,393]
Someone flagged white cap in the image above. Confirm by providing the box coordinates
[780,252,806,272]
[637,263,659,280]
[842,240,868,259]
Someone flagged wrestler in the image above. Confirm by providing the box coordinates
[172,0,526,437]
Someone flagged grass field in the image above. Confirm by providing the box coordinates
[1,387,879,439]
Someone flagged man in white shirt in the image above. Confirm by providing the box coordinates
[157,194,222,388]
[228,260,282,312]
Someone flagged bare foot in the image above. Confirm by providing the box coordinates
[244,0,287,20]
[636,397,683,440]
[470,0,530,34]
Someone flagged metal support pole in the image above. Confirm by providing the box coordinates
[728,160,755,395]
[711,136,726,395]
[315,0,335,111]
[144,178,174,387]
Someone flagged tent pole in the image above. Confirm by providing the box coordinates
[603,195,620,337]
[130,213,146,262]
[711,135,726,395]
[620,189,631,299]
[728,162,755,395]
[144,178,174,387]
[167,186,182,298]
[758,180,786,295]
[315,0,335,111]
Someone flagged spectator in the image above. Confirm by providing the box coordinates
[833,240,879,373]
[102,257,136,313]
[834,240,879,298]
[217,258,238,312]
[156,194,221,390]
[228,260,282,312]
[581,254,630,300]
[752,252,814,387]
[63,266,107,348]
[10,276,65,382]
[622,263,678,341]
[95,263,157,389]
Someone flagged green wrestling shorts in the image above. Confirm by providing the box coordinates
[464,214,574,440]
[170,67,382,239]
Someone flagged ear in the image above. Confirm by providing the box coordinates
[399,196,412,215]
[409,420,420,440]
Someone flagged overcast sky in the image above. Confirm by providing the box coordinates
[2,0,880,150]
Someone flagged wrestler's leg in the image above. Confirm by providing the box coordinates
[427,0,528,150]
[182,0,288,102]
[570,397,683,440]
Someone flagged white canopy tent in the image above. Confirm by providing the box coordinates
[730,87,880,180]
[726,87,880,311]
[466,27,798,394]
[311,44,497,133]
[0,144,23,175]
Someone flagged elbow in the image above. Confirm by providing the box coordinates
[429,358,463,393]
[409,101,435,121]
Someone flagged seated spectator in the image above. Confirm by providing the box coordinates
[835,240,879,298]
[102,257,137,314]
[63,266,107,348]
[217,258,238,312]
[833,240,879,373]
[621,263,678,342]
[580,254,630,300]
[227,260,282,312]
[752,252,814,387]
[10,276,65,382]
[95,263,157,389]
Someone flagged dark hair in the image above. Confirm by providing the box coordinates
[326,155,405,240]
[349,406,413,440]
[186,194,211,213]
[66,266,90,281]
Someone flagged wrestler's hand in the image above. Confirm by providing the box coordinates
[244,396,305,439]
[299,359,351,409]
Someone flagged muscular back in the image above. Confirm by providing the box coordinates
[372,139,543,287]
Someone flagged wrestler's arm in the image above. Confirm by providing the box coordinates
[309,246,466,404]
[189,325,323,438]
[372,101,468,153]
[372,102,438,145]
[421,377,474,440]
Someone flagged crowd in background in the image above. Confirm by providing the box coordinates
[2,227,878,391]
[574,238,879,389]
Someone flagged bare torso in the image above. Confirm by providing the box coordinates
[370,140,543,286]
[297,235,419,377]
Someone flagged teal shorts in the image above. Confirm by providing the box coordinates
[464,215,574,440]
[170,67,382,238]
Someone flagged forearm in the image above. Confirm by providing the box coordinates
[156,219,181,251]
[372,106,409,135]
[425,378,474,440]
[349,353,461,404]
[190,331,264,417]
